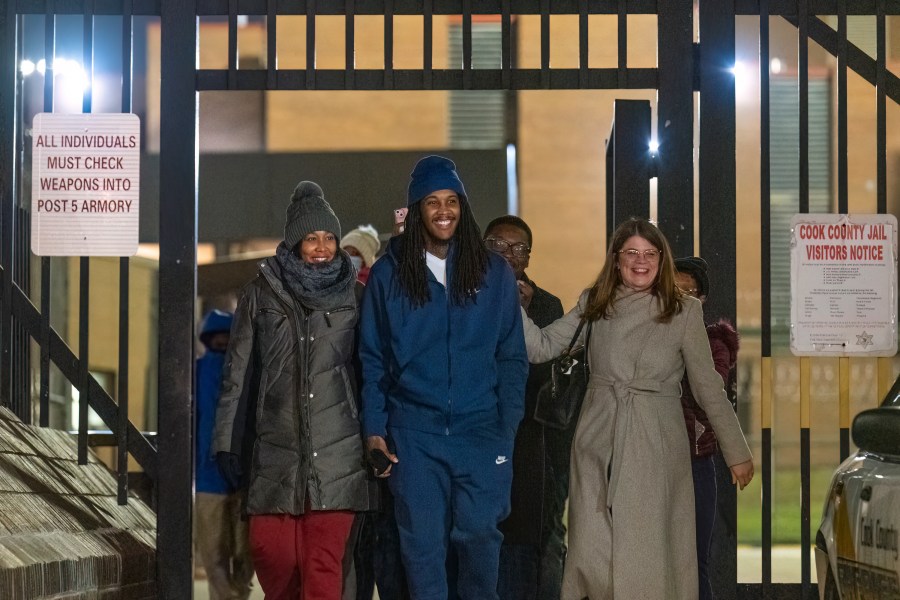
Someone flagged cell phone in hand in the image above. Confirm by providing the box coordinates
[369,448,393,475]
[393,207,408,235]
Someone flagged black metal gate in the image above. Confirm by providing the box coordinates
[1,1,898,599]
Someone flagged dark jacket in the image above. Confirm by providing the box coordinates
[681,319,740,458]
[499,277,564,546]
[359,237,528,441]
[196,311,233,494]
[212,256,378,515]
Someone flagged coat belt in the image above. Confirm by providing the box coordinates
[588,375,682,509]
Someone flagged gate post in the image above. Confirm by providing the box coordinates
[698,1,739,599]
[656,0,694,256]
[0,2,17,413]
[157,1,198,597]
[605,99,651,240]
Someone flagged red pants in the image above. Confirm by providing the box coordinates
[249,510,355,600]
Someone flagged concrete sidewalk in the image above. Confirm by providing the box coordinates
[194,545,814,598]
[738,544,817,583]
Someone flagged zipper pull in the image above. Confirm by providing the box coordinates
[324,312,332,327]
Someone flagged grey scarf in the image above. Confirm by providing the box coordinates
[275,242,356,311]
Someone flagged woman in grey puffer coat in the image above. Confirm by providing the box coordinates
[212,181,377,600]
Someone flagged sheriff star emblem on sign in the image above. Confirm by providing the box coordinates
[856,331,874,349]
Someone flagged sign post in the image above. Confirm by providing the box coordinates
[31,113,140,257]
[790,213,898,357]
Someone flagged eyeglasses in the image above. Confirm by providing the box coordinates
[617,248,661,261]
[485,238,531,257]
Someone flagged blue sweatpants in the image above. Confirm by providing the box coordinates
[387,426,514,600]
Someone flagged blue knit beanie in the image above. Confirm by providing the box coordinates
[407,155,467,207]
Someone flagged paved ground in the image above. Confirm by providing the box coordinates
[193,545,815,598]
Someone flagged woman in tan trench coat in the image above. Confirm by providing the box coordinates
[521,218,754,600]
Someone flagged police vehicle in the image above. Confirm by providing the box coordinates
[816,375,900,600]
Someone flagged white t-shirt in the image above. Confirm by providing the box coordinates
[425,251,447,286]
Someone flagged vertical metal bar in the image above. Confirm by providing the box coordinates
[800,357,811,598]
[0,1,16,413]
[267,0,277,89]
[228,0,238,90]
[617,0,627,88]
[39,261,50,426]
[540,0,549,89]
[609,100,652,229]
[37,2,52,426]
[423,0,432,89]
[875,0,885,215]
[13,16,27,423]
[384,0,393,89]
[77,257,90,466]
[836,0,847,215]
[839,357,850,459]
[44,1,55,112]
[344,0,354,89]
[35,1,57,425]
[77,0,95,466]
[500,0,511,89]
[698,1,738,594]
[875,1,891,402]
[158,0,198,595]
[118,0,134,506]
[118,255,130,504]
[462,0,472,89]
[797,6,811,593]
[698,0,737,349]
[578,0,588,89]
[798,0,808,214]
[656,0,694,256]
[306,0,316,90]
[759,1,772,595]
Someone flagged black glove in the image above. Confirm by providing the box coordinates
[216,451,242,490]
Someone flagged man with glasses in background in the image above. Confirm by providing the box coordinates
[483,216,566,600]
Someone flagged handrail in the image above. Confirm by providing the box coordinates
[8,283,158,480]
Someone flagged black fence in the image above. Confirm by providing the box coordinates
[1,1,898,598]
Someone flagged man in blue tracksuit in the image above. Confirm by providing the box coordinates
[360,155,529,600]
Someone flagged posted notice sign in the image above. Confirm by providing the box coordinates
[790,213,898,356]
[31,113,140,256]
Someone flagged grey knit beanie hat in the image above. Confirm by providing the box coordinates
[283,181,341,249]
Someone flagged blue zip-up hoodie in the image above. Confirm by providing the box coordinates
[360,237,528,441]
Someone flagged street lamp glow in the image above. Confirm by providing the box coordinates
[648,139,660,153]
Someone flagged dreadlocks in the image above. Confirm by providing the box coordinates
[397,200,489,307]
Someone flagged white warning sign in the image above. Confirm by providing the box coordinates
[31,113,140,256]
[790,213,898,356]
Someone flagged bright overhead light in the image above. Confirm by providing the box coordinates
[20,60,36,76]
[771,58,783,74]
[648,139,660,153]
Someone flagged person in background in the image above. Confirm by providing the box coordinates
[483,216,566,600]
[346,221,410,600]
[674,256,740,600]
[360,155,529,600]
[520,218,753,600]
[196,309,254,600]
[341,225,381,285]
[212,181,378,600]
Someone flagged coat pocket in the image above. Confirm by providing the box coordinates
[338,365,360,420]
